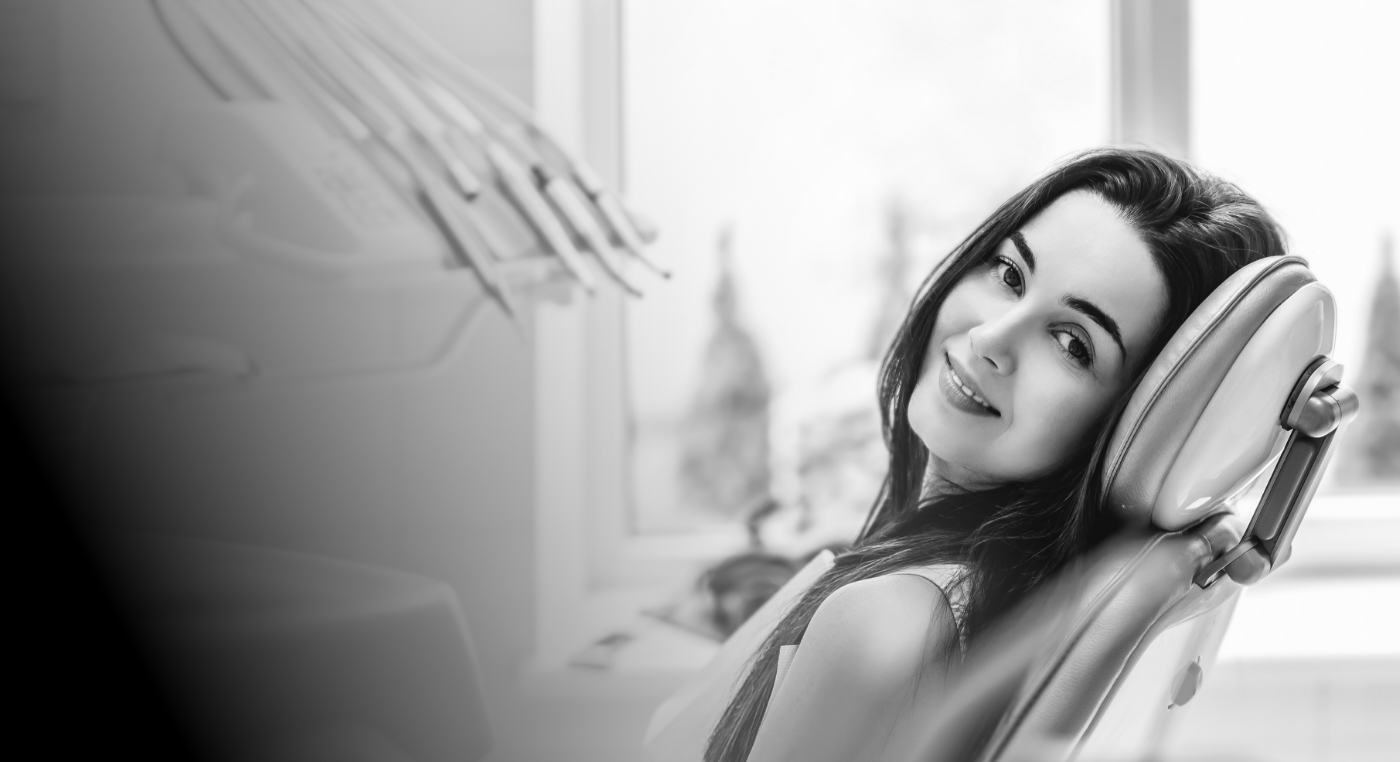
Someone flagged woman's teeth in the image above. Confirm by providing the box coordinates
[947,359,996,412]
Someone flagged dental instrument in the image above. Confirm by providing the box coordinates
[304,5,600,292]
[329,0,669,280]
[153,0,661,313]
[316,0,648,293]
[211,0,519,317]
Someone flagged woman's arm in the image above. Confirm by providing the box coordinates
[744,573,958,762]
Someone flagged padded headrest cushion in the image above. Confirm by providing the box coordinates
[1100,256,1335,530]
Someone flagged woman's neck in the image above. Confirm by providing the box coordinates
[921,454,995,500]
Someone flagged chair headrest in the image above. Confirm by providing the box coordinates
[1100,256,1336,531]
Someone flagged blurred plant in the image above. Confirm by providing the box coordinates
[702,552,798,637]
[796,380,886,523]
[679,226,773,517]
[866,197,917,360]
[761,198,914,550]
[744,497,782,548]
[1337,232,1400,486]
[762,361,885,554]
[700,542,854,638]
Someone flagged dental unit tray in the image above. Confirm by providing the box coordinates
[151,0,662,316]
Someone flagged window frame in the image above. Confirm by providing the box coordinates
[533,0,696,672]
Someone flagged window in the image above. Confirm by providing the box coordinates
[1191,0,1400,497]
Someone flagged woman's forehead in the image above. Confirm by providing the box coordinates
[1017,191,1168,358]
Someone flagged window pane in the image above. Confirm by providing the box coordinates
[1193,0,1400,491]
[622,0,1110,546]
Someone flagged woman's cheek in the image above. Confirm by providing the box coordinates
[1037,380,1103,453]
[1009,369,1096,462]
[941,277,997,331]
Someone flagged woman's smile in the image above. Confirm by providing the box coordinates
[940,353,1000,417]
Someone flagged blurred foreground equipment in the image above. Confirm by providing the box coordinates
[103,536,494,762]
[154,0,663,314]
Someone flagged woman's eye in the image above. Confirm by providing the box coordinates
[1055,330,1094,368]
[993,257,1024,294]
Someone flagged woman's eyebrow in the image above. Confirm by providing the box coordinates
[1009,231,1036,272]
[1063,296,1126,357]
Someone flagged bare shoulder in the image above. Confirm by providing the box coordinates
[800,573,958,686]
[744,573,961,761]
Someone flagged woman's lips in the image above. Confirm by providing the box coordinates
[939,353,1000,417]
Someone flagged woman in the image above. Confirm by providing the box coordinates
[703,148,1287,762]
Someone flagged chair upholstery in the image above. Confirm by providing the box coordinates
[1102,257,1330,530]
[893,255,1357,762]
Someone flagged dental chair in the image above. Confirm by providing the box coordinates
[891,255,1360,762]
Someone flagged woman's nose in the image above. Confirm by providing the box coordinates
[968,306,1023,375]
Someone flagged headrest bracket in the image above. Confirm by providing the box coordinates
[1194,360,1360,589]
[1282,357,1343,431]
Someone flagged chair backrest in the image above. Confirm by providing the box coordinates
[893,255,1359,762]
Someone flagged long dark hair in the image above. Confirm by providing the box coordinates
[705,148,1288,762]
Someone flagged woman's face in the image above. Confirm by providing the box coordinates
[907,190,1169,489]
